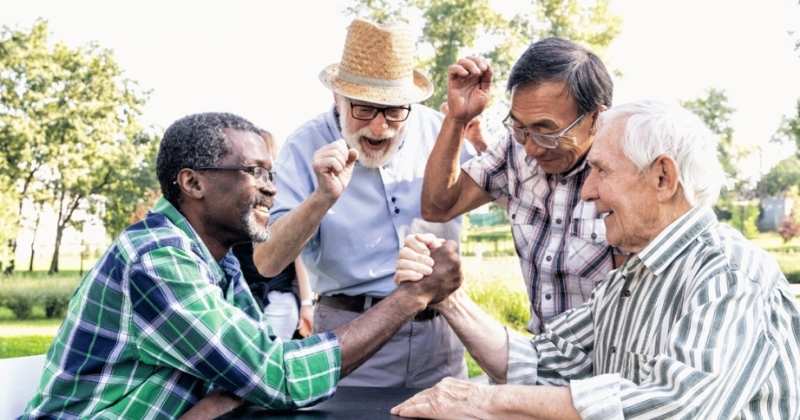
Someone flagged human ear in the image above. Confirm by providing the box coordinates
[176,169,206,200]
[651,155,681,202]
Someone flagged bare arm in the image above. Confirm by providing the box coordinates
[422,56,494,222]
[295,258,314,337]
[434,289,510,383]
[254,140,357,277]
[336,241,462,376]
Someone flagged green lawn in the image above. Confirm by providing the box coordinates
[0,335,53,358]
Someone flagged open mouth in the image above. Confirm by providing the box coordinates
[253,203,271,218]
[361,136,388,149]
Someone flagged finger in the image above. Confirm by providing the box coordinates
[395,269,425,284]
[414,233,444,249]
[470,55,489,72]
[399,247,435,267]
[396,259,434,277]
[480,63,493,90]
[404,235,431,255]
[447,63,469,78]
[391,400,437,418]
[457,57,481,76]
[318,156,345,174]
[345,148,358,166]
[331,139,349,153]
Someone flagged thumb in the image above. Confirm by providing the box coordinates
[345,148,359,167]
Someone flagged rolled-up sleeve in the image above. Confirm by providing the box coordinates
[129,246,341,409]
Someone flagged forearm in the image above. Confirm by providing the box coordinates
[254,191,333,277]
[335,285,427,376]
[486,385,580,420]
[295,258,312,300]
[421,116,468,221]
[437,289,510,382]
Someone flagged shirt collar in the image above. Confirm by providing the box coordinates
[151,196,228,283]
[635,206,717,276]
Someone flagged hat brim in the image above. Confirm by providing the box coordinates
[319,63,433,106]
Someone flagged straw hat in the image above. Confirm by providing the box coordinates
[319,19,433,106]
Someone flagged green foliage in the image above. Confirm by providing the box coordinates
[0,20,153,273]
[0,272,80,319]
[0,335,53,359]
[757,158,800,197]
[467,280,530,333]
[728,202,760,239]
[344,0,621,109]
[682,89,737,181]
[771,98,800,156]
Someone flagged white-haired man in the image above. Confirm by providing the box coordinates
[392,100,800,419]
[253,19,477,387]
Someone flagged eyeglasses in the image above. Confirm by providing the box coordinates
[502,113,586,149]
[350,102,411,122]
[194,166,276,183]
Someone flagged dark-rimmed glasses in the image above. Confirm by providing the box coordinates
[194,166,276,183]
[350,102,411,122]
[503,113,586,149]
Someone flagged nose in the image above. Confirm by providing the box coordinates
[259,178,277,197]
[580,168,598,202]
[368,113,389,137]
[524,139,547,159]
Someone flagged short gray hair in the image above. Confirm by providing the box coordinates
[603,100,724,208]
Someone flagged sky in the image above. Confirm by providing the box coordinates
[4,0,800,182]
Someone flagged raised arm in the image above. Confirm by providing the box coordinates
[254,140,357,277]
[422,56,494,222]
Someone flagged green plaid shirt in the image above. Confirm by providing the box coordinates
[23,198,341,419]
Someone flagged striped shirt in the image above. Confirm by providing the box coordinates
[463,134,614,332]
[505,206,800,419]
[23,198,341,419]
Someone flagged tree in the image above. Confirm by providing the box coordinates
[682,88,737,179]
[756,157,800,197]
[771,98,800,157]
[344,0,621,109]
[0,20,151,273]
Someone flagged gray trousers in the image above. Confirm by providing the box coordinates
[314,301,467,388]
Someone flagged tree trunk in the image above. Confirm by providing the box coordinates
[48,226,63,274]
[28,210,42,272]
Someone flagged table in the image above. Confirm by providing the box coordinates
[221,386,422,419]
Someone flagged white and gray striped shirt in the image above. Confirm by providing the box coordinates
[506,206,800,419]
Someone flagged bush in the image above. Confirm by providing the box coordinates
[467,280,530,333]
[0,273,80,320]
[41,290,71,318]
[729,202,760,239]
[4,292,36,319]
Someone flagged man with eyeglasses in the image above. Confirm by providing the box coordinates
[421,37,618,333]
[253,18,472,388]
[22,112,464,419]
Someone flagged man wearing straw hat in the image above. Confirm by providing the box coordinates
[253,18,470,387]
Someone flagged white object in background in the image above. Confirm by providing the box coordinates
[0,354,46,418]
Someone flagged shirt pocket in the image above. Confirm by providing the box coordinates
[508,199,539,262]
[565,202,611,282]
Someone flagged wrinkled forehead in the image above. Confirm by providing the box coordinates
[588,113,627,161]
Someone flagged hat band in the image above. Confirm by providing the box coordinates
[337,68,414,88]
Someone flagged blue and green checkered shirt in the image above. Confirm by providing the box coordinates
[22,197,341,419]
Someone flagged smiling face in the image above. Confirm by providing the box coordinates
[337,95,407,168]
[203,129,277,244]
[580,117,661,253]
[508,81,597,174]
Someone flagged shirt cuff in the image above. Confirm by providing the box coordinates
[569,373,624,420]
[283,331,342,407]
[503,328,540,385]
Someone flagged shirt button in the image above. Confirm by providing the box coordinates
[591,232,597,240]
[610,346,617,354]
[544,293,552,300]
[394,208,400,214]
[511,213,516,220]
[560,179,567,185]
[545,255,552,262]
[555,218,562,224]
[622,290,631,297]
[391,196,396,203]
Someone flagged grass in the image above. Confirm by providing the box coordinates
[0,335,53,358]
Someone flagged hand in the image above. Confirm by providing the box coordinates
[395,234,445,284]
[391,377,493,419]
[298,305,314,337]
[179,390,242,420]
[312,139,359,203]
[464,119,489,154]
[399,240,461,305]
[447,56,492,124]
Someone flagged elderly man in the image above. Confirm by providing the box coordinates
[422,38,618,333]
[22,113,462,419]
[393,100,800,419]
[254,19,472,387]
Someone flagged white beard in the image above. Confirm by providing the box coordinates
[338,107,405,168]
[243,208,271,243]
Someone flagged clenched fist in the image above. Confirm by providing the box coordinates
[312,139,358,203]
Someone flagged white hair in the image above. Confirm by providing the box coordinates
[603,99,724,208]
